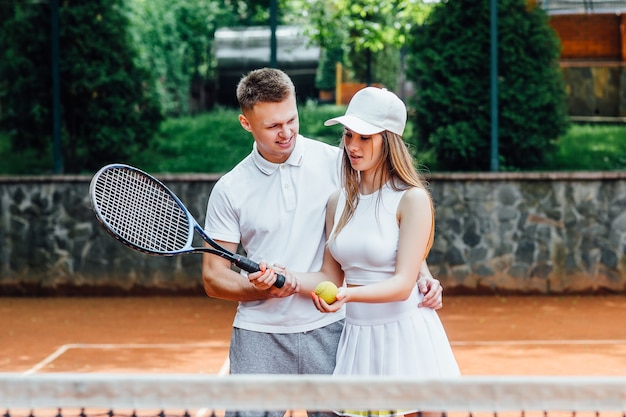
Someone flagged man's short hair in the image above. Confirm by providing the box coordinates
[236,68,296,111]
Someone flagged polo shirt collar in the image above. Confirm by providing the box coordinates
[252,135,305,175]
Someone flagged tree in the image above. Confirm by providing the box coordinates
[405,0,569,171]
[0,2,53,155]
[297,0,432,89]
[127,0,239,115]
[0,0,163,174]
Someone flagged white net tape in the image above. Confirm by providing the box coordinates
[2,373,626,412]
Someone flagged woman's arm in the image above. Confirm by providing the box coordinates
[294,190,344,294]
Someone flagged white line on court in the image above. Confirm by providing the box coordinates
[218,356,230,376]
[23,342,232,417]
[451,339,626,346]
[23,341,230,375]
[23,344,73,375]
[24,339,626,375]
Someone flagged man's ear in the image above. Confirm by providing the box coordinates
[239,114,252,133]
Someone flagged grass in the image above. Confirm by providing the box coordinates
[1,104,625,175]
[543,124,626,171]
[0,137,54,175]
[131,107,252,174]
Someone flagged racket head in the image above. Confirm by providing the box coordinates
[89,164,194,255]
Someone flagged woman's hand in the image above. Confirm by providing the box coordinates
[311,286,348,313]
[417,275,443,309]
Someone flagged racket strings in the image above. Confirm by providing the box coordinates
[93,168,191,252]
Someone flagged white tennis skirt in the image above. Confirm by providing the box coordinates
[333,286,460,417]
[333,285,460,377]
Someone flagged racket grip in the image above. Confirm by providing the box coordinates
[233,256,286,288]
[274,273,286,288]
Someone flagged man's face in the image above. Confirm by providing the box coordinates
[238,95,299,164]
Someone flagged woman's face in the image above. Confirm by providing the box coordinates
[342,128,384,174]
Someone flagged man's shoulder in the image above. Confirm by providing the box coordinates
[218,153,254,180]
[210,154,254,197]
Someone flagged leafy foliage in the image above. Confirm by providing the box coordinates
[0,2,53,153]
[0,0,163,174]
[126,0,238,115]
[297,0,432,87]
[225,0,289,26]
[315,46,344,91]
[405,0,570,171]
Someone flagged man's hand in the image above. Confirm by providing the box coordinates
[247,261,299,297]
[416,262,443,309]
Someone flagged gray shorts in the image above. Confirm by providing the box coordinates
[227,320,344,417]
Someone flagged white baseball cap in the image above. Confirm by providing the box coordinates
[324,87,407,136]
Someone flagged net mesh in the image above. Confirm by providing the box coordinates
[91,167,191,253]
[2,373,626,417]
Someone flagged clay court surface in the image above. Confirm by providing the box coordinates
[2,295,626,376]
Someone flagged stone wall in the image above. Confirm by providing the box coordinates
[1,172,625,296]
[0,174,219,296]
[428,171,626,294]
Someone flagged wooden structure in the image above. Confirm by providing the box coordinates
[537,0,626,119]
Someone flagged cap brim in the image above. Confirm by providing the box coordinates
[324,115,384,135]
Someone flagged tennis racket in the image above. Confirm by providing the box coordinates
[89,163,286,288]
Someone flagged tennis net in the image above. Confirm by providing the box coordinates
[2,373,626,417]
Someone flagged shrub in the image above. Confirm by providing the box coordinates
[405,0,569,171]
[0,1,163,174]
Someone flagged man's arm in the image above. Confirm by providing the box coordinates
[202,240,297,301]
[416,261,443,310]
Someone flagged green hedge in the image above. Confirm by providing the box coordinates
[1,104,625,175]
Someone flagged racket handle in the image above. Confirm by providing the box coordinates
[274,273,286,288]
[233,255,286,289]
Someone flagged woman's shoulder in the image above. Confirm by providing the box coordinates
[327,189,342,210]
[398,186,430,207]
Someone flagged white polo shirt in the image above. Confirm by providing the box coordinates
[204,135,345,333]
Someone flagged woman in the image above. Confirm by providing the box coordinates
[254,86,459,416]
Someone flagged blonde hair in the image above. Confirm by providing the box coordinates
[330,130,435,259]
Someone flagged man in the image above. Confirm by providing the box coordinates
[202,68,443,417]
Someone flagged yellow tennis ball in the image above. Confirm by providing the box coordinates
[315,281,338,304]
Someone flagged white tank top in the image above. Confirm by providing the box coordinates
[328,183,407,285]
